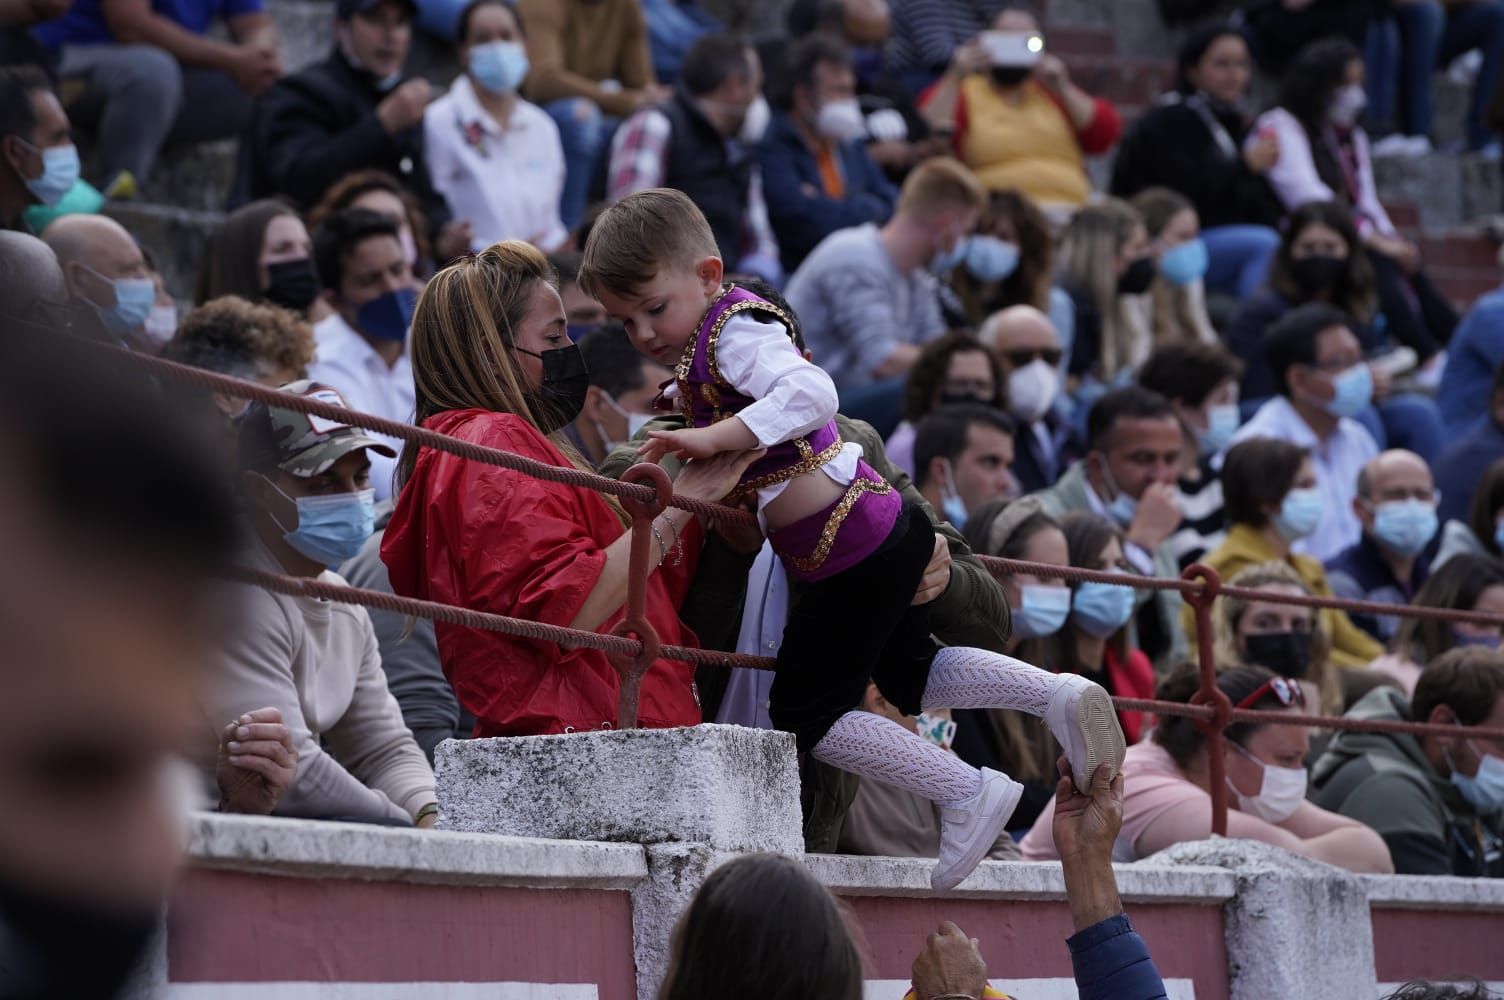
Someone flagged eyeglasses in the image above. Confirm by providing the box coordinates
[1236,675,1306,710]
[1004,347,1063,369]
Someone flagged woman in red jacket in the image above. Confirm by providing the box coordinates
[380,241,761,737]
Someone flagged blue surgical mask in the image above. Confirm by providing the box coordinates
[82,265,156,336]
[1454,631,1501,649]
[1196,402,1240,455]
[271,484,377,566]
[1159,237,1209,287]
[1012,583,1071,639]
[1495,517,1504,555]
[962,235,1020,283]
[1273,487,1324,541]
[469,40,530,95]
[17,140,80,207]
[1451,749,1504,814]
[1371,498,1438,557]
[1322,363,1373,419]
[355,286,419,342]
[939,459,968,530]
[1098,461,1137,528]
[1072,579,1137,639]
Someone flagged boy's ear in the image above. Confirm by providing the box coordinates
[696,255,725,295]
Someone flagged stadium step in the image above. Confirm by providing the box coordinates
[106,202,224,302]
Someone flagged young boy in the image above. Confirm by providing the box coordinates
[578,175,1125,891]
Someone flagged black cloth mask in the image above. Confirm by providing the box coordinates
[515,342,590,433]
[1290,255,1347,299]
[1243,631,1313,680]
[1117,256,1157,295]
[991,65,1033,87]
[262,258,322,312]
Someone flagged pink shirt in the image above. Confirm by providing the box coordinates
[1021,740,1206,862]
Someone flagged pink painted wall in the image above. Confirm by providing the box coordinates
[1372,909,1504,984]
[167,870,638,1000]
[839,897,1230,1000]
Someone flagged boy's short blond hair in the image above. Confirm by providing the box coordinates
[579,189,720,300]
[896,157,986,218]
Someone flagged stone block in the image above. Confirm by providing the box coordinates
[106,202,224,302]
[435,724,803,855]
[137,139,238,214]
[1152,838,1377,1000]
[630,844,742,1000]
[267,0,341,74]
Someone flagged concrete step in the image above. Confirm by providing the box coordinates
[106,202,224,301]
[267,0,336,75]
[1373,150,1501,229]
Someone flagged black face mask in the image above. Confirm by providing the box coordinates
[938,391,991,407]
[1289,255,1346,299]
[991,65,1033,87]
[1117,256,1157,295]
[263,257,322,311]
[1243,631,1313,680]
[515,342,590,433]
[262,258,321,312]
[0,876,159,1000]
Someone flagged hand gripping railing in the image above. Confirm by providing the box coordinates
[86,338,1504,837]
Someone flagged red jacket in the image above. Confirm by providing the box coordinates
[381,409,703,737]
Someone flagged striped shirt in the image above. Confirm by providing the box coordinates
[886,0,1008,75]
[1169,456,1226,571]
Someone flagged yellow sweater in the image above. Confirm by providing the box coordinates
[958,75,1089,206]
[1184,523,1384,669]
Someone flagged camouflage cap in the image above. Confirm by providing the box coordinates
[262,379,397,477]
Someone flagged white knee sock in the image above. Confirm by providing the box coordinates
[921,645,1061,716]
[811,710,982,808]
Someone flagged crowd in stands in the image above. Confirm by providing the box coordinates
[8,0,1504,988]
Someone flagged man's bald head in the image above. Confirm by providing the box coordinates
[1358,449,1434,502]
[980,304,1058,356]
[41,214,148,305]
[0,231,65,323]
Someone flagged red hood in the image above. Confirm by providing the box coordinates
[380,409,481,604]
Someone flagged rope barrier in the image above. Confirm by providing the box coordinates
[83,331,1504,834]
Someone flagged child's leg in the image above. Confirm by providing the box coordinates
[920,646,1126,790]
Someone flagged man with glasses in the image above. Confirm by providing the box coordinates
[1326,450,1440,643]
[980,304,1080,495]
[1314,647,1504,877]
[1230,303,1380,562]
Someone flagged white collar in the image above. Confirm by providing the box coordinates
[451,74,508,136]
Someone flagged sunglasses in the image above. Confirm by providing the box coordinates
[1004,347,1063,369]
[1236,675,1306,710]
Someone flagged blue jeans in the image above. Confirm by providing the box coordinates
[544,97,615,231]
[641,0,720,84]
[1202,224,1280,298]
[1351,393,1447,463]
[1366,0,1504,147]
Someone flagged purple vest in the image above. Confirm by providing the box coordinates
[668,285,902,582]
[668,285,843,499]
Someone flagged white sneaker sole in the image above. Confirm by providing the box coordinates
[931,770,1023,892]
[1044,675,1126,792]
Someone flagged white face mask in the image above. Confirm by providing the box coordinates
[1228,742,1308,823]
[140,302,178,349]
[814,97,865,142]
[1007,358,1059,425]
[1328,83,1368,128]
[597,393,655,452]
[739,95,771,144]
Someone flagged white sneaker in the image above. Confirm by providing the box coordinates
[1372,134,1429,158]
[932,768,1022,891]
[1043,673,1126,792]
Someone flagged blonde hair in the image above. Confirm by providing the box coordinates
[1055,199,1151,381]
[398,240,585,490]
[895,156,986,218]
[578,188,719,300]
[1213,561,1341,715]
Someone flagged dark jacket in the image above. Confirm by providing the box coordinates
[1324,531,1435,644]
[758,108,896,272]
[1226,289,1385,401]
[1110,95,1284,230]
[661,90,752,265]
[1436,415,1504,525]
[1312,686,1504,877]
[1241,0,1382,75]
[1011,412,1082,497]
[239,49,451,228]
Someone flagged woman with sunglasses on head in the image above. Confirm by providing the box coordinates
[1022,664,1395,873]
[1213,561,1343,718]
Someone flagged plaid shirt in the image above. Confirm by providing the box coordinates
[607,106,781,272]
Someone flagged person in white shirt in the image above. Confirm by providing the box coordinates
[309,208,421,501]
[423,0,568,253]
[1230,302,1379,563]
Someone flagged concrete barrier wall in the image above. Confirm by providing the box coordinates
[131,730,1504,1000]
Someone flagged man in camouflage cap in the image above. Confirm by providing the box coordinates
[199,379,438,827]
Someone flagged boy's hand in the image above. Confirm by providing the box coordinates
[640,421,756,462]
